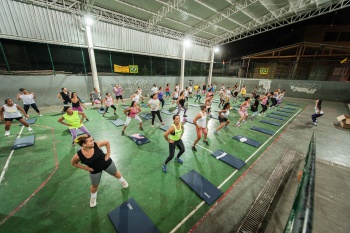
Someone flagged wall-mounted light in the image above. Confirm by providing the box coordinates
[184,38,192,47]
[84,15,94,26]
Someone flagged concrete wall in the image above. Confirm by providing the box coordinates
[1,75,349,108]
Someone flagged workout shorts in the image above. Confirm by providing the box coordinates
[89,162,117,186]
[239,110,248,117]
[218,116,228,123]
[116,95,123,100]
[196,127,207,138]
[5,117,23,122]
[173,97,178,101]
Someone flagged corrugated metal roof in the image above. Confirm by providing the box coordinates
[4,0,350,46]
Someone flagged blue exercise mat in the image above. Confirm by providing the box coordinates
[111,119,125,127]
[180,169,223,205]
[13,135,35,150]
[260,119,281,126]
[232,135,261,147]
[277,109,293,114]
[140,113,152,120]
[159,125,170,131]
[161,110,174,115]
[211,150,245,169]
[286,103,299,106]
[270,112,289,117]
[129,134,150,146]
[19,118,36,126]
[283,106,297,110]
[108,198,160,233]
[266,115,285,121]
[140,104,148,108]
[251,126,275,135]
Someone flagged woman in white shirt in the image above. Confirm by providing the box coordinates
[147,94,165,127]
[192,105,209,151]
[312,99,324,126]
[17,88,42,116]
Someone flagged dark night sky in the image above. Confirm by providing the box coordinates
[219,7,350,61]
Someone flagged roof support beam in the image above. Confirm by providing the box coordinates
[212,0,350,45]
[147,0,186,31]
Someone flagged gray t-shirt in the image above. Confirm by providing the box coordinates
[148,99,160,111]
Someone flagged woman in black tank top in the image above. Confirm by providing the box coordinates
[71,135,129,208]
[176,91,188,117]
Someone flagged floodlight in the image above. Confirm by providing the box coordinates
[184,38,192,47]
[84,15,94,26]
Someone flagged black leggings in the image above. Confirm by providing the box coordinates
[159,99,164,108]
[63,101,71,112]
[164,139,185,164]
[151,110,163,125]
[24,104,40,114]
[105,105,116,113]
[260,104,267,113]
[270,98,277,107]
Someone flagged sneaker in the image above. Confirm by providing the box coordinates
[151,125,154,127]
[203,140,209,146]
[121,131,125,136]
[183,115,188,117]
[121,180,129,188]
[90,196,97,208]
[236,124,241,127]
[162,164,167,173]
[175,158,183,164]
[139,127,143,131]
[313,122,317,126]
[5,131,10,137]
[39,114,43,117]
[192,146,197,151]
[27,127,33,132]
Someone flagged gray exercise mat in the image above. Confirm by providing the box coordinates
[186,118,194,124]
[140,113,152,120]
[19,118,37,126]
[266,115,285,121]
[211,150,245,169]
[270,112,289,117]
[111,119,125,127]
[159,125,170,131]
[286,103,300,106]
[189,104,200,107]
[251,126,275,135]
[161,110,174,115]
[283,106,297,110]
[260,120,281,126]
[232,135,261,147]
[108,198,160,233]
[13,135,35,150]
[129,134,150,145]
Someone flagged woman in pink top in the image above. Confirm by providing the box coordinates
[121,101,143,135]
[236,97,251,127]
[102,93,117,117]
[259,93,270,114]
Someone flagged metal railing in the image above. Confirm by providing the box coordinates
[284,132,316,233]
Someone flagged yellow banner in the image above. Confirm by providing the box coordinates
[114,65,129,73]
[260,68,268,74]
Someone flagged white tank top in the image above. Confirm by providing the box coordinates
[173,92,179,98]
[133,94,140,103]
[197,112,207,128]
[20,94,35,105]
[221,109,230,118]
[3,104,22,118]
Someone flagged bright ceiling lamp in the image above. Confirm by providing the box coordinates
[84,15,94,26]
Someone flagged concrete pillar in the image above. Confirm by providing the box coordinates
[180,44,185,91]
[85,25,100,92]
[208,47,215,85]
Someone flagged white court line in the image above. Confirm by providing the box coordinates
[0,126,25,184]
[170,108,302,232]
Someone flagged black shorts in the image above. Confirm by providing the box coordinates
[116,95,123,100]
[218,116,228,123]
[173,97,178,101]
[5,117,23,122]
[189,92,192,94]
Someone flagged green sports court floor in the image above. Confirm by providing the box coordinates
[0,98,305,232]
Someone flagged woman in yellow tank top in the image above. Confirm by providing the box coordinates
[162,114,185,173]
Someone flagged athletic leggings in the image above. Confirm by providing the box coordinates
[164,139,185,164]
[312,113,323,122]
[24,104,40,114]
[70,126,90,142]
[104,105,116,113]
[195,94,201,102]
[151,110,163,125]
[260,104,267,113]
[159,99,164,107]
[63,101,71,112]
[176,105,187,115]
[270,98,277,107]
